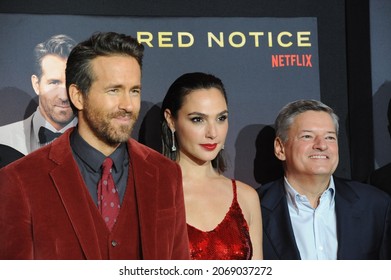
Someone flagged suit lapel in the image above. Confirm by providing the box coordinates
[49,130,102,259]
[128,140,158,259]
[261,179,301,259]
[334,177,361,259]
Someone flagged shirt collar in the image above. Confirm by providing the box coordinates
[284,176,336,211]
[70,128,127,173]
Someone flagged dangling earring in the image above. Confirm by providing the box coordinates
[221,144,225,150]
[171,130,177,152]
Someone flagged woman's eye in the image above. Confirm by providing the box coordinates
[191,117,203,123]
[218,115,228,122]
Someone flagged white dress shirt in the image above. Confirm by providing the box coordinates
[284,176,338,260]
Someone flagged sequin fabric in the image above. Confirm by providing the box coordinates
[187,179,253,260]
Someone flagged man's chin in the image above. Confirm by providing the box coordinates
[52,111,75,121]
[312,170,334,177]
[105,135,131,146]
[111,128,133,143]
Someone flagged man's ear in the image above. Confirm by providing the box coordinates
[274,137,286,161]
[31,75,40,96]
[69,84,84,110]
[164,109,175,131]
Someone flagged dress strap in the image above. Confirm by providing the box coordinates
[231,179,238,201]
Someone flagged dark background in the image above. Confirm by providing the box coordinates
[370,0,391,170]
[0,0,373,182]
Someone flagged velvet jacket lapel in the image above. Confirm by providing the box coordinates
[127,139,158,259]
[47,129,102,259]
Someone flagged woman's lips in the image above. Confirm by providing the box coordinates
[200,143,218,151]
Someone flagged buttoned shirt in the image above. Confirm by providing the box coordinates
[284,176,338,260]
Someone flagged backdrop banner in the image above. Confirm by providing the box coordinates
[0,14,319,187]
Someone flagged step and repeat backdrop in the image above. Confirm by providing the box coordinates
[0,14,320,187]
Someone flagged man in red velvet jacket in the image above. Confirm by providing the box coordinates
[0,32,190,260]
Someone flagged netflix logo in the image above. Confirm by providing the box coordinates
[271,54,312,68]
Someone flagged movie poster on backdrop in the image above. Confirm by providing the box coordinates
[0,14,320,187]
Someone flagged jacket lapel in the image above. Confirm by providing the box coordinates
[334,177,361,259]
[128,139,158,259]
[48,129,102,259]
[261,179,301,259]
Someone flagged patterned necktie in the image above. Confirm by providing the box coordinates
[97,157,120,231]
[38,127,62,144]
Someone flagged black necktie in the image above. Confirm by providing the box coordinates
[38,127,62,144]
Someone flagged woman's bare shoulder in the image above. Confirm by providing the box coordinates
[234,179,259,202]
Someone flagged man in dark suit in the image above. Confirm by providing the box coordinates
[0,32,190,260]
[257,99,391,260]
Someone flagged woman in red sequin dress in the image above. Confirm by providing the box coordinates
[161,72,263,260]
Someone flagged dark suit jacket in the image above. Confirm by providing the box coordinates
[0,144,24,168]
[257,177,391,260]
[369,163,391,196]
[0,128,190,260]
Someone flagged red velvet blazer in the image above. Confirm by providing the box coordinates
[0,128,190,260]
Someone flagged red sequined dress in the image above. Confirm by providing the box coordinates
[187,179,253,260]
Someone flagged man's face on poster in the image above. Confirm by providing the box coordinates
[31,54,75,130]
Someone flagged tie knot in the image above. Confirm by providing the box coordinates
[101,157,113,175]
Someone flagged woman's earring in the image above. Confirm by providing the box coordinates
[171,130,177,152]
[221,144,225,150]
